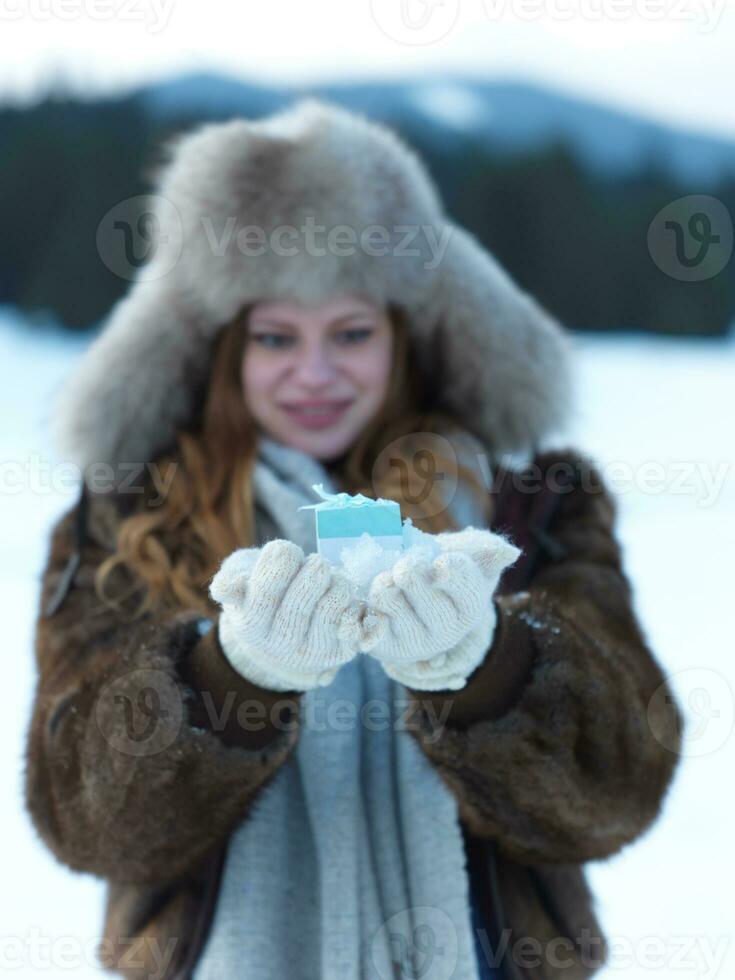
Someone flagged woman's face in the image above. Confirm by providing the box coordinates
[241,293,394,461]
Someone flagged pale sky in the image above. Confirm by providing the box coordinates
[2,0,735,141]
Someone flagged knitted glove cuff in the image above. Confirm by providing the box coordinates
[218,614,339,693]
[380,602,497,692]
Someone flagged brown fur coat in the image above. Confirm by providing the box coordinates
[24,448,682,980]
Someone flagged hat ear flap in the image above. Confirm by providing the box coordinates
[420,224,573,455]
[52,278,206,471]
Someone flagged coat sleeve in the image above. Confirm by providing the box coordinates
[24,496,302,886]
[403,450,684,865]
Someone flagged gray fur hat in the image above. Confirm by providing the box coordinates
[53,97,573,469]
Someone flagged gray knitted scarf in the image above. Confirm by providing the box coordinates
[194,434,488,980]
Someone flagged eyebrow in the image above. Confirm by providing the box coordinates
[249,312,376,328]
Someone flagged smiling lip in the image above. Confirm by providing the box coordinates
[279,399,354,430]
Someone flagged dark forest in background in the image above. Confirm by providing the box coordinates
[2,75,734,335]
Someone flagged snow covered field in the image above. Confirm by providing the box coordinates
[2,309,733,979]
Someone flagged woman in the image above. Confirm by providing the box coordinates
[25,99,682,980]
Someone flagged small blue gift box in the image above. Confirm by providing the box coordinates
[300,484,404,565]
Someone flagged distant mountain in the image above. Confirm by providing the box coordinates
[143,74,286,120]
[142,72,735,186]
[4,74,734,334]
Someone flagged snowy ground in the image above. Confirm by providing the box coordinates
[2,309,733,979]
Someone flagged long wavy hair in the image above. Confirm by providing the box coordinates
[95,303,491,618]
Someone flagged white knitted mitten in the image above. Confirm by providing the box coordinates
[210,539,368,692]
[361,527,521,691]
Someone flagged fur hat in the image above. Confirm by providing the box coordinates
[53,97,573,469]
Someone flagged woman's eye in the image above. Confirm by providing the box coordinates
[250,332,295,350]
[335,327,374,345]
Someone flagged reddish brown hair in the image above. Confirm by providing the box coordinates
[96,304,490,617]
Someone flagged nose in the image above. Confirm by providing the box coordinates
[293,339,338,388]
